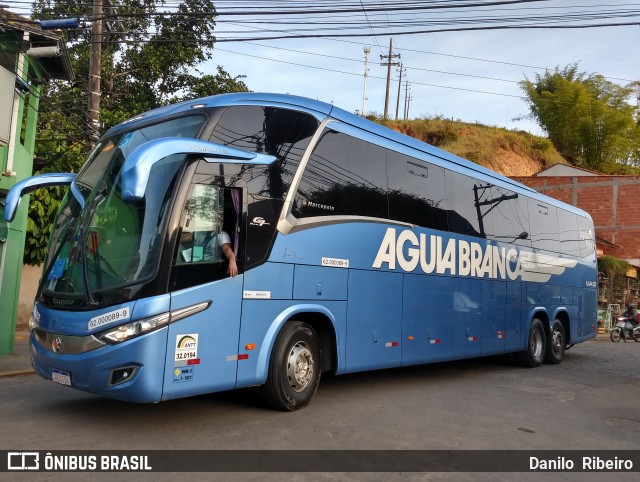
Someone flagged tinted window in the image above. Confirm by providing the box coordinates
[488,186,531,248]
[557,209,581,257]
[209,106,319,199]
[577,215,595,257]
[293,129,388,219]
[446,172,486,237]
[387,151,448,231]
[528,200,560,252]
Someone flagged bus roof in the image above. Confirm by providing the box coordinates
[105,92,589,219]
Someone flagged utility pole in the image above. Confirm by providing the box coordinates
[395,63,405,121]
[87,0,103,153]
[403,81,410,120]
[362,46,370,117]
[406,87,413,120]
[380,36,400,120]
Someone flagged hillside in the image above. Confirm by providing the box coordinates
[382,117,568,177]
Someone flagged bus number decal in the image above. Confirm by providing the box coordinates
[322,257,350,268]
[243,291,271,299]
[175,334,199,363]
[88,307,130,330]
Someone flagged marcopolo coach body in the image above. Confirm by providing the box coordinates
[5,93,597,409]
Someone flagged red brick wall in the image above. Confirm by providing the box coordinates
[511,175,640,259]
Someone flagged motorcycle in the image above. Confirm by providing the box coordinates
[610,316,640,342]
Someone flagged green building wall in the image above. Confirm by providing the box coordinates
[0,58,42,355]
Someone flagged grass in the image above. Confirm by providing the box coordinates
[378,116,568,175]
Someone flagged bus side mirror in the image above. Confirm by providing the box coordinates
[3,173,77,223]
[120,138,276,202]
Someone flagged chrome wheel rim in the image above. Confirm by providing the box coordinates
[286,341,314,392]
[531,329,544,359]
[551,328,564,355]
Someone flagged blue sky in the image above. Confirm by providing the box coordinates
[204,1,640,135]
[7,0,640,135]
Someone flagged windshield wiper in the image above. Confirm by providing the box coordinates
[88,230,103,289]
[79,183,108,305]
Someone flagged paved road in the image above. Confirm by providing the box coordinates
[1,339,638,480]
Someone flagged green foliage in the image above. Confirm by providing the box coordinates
[598,255,630,277]
[598,255,631,304]
[520,64,640,173]
[530,136,554,153]
[24,0,250,265]
[184,66,249,100]
[25,183,65,266]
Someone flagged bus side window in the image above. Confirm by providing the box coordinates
[170,183,240,291]
[558,209,581,257]
[386,150,449,231]
[292,129,388,219]
[446,172,491,238]
[176,184,225,264]
[209,105,319,199]
[488,186,531,248]
[528,200,560,252]
[576,215,595,257]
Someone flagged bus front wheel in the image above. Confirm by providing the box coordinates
[262,321,321,411]
[516,318,546,368]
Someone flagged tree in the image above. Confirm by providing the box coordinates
[598,255,631,305]
[25,0,249,265]
[520,64,640,173]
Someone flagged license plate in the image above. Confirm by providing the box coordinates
[51,369,71,386]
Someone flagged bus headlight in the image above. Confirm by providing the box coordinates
[29,316,38,332]
[97,312,170,344]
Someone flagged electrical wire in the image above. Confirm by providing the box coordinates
[2,0,638,129]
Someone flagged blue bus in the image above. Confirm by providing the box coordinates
[5,93,597,410]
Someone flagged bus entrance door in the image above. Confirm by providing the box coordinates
[161,276,244,400]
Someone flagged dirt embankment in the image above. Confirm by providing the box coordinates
[481,149,544,177]
[387,119,566,177]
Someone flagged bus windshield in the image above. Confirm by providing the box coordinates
[41,115,205,308]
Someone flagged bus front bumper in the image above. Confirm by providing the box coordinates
[30,327,168,403]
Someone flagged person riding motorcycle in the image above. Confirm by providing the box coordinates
[622,303,639,327]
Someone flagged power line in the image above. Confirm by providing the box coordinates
[359,0,385,56]
[240,40,521,84]
[5,0,637,129]
[212,46,526,100]
[98,1,553,19]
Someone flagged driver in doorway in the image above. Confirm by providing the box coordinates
[221,234,238,278]
[202,230,238,277]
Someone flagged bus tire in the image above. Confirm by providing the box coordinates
[516,318,546,368]
[262,321,321,411]
[544,320,565,365]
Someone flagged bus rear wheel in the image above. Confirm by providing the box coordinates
[262,321,321,411]
[544,320,565,365]
[516,318,546,368]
